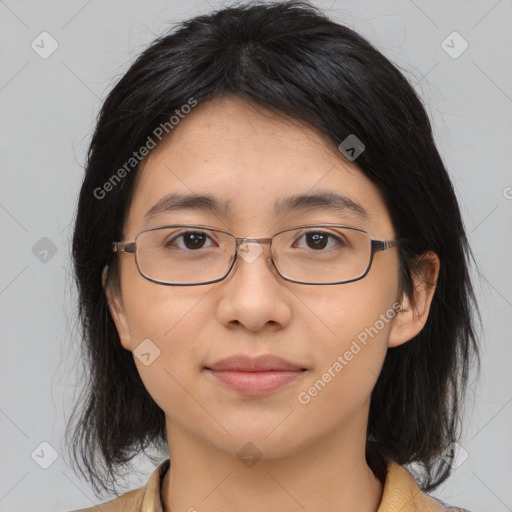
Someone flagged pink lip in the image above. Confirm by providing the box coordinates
[204,354,307,397]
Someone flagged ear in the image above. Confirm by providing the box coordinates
[102,265,134,351]
[388,251,440,348]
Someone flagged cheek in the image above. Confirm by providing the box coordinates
[316,287,395,372]
[124,286,209,357]
[120,251,208,340]
[120,274,214,405]
[302,260,399,348]
[298,257,400,399]
[294,291,396,433]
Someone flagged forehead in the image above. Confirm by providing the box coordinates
[125,95,393,236]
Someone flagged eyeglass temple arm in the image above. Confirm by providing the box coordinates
[372,239,401,252]
[112,242,136,254]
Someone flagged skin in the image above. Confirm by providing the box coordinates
[106,95,439,512]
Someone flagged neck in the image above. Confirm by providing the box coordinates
[162,423,384,512]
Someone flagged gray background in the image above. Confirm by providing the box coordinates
[1,1,511,511]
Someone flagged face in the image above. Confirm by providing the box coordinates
[107,95,425,463]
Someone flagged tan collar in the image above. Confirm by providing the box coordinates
[376,462,448,511]
[140,458,449,512]
[141,458,169,512]
[73,457,458,511]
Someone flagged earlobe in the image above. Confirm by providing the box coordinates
[388,252,440,348]
[102,265,133,351]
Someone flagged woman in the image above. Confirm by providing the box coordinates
[67,1,479,511]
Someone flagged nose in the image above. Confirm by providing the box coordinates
[215,240,292,331]
[232,238,286,285]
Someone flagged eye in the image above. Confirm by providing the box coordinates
[166,231,216,250]
[293,231,345,251]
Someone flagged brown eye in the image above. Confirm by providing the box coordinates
[166,231,214,250]
[293,231,344,251]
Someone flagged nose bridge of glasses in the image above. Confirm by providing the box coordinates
[234,236,274,265]
[235,236,273,245]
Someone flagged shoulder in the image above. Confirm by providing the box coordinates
[379,461,472,512]
[68,458,170,512]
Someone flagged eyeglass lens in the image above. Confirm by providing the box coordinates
[134,225,373,285]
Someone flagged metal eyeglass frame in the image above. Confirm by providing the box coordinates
[112,223,402,286]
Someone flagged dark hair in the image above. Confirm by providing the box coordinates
[66,0,480,498]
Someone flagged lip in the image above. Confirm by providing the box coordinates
[207,354,305,372]
[204,354,307,397]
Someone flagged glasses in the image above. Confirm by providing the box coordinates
[112,223,401,286]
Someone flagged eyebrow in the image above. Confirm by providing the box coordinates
[143,191,368,224]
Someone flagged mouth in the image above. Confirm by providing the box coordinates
[204,354,308,397]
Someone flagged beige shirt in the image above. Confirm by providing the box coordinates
[70,458,470,512]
